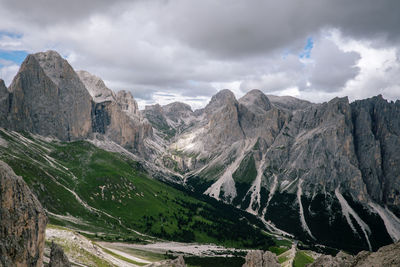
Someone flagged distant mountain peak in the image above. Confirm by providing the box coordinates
[239,89,272,112]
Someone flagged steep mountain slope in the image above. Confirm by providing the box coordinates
[151,90,400,253]
[0,50,152,156]
[77,70,152,154]
[0,128,273,249]
[1,50,399,255]
[6,51,92,140]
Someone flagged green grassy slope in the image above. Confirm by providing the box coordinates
[0,128,273,248]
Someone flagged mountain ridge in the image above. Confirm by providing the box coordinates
[1,50,400,254]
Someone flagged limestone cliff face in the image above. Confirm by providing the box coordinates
[76,70,115,103]
[265,96,367,199]
[0,160,47,267]
[115,90,140,118]
[351,96,400,207]
[0,79,9,123]
[157,90,400,252]
[7,51,92,140]
[78,70,152,154]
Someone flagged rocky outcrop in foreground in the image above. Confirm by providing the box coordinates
[309,241,400,266]
[146,255,186,267]
[48,242,70,267]
[242,250,280,267]
[0,160,47,266]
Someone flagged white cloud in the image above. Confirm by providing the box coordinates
[0,0,399,107]
[0,59,19,86]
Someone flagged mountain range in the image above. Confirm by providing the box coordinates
[1,50,400,255]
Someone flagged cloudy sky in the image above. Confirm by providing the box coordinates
[0,0,399,109]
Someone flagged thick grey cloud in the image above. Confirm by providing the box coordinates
[160,0,400,58]
[0,0,135,26]
[308,38,361,92]
[0,0,399,107]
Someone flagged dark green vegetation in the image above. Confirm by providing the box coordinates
[0,129,273,248]
[293,251,314,267]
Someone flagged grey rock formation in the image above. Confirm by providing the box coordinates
[156,89,400,252]
[242,250,280,267]
[309,241,400,266]
[143,101,197,144]
[115,90,140,118]
[78,70,152,154]
[308,251,354,267]
[0,79,9,123]
[163,102,193,124]
[0,160,47,267]
[267,94,313,111]
[48,242,70,267]
[146,255,186,267]
[7,50,92,140]
[77,70,115,103]
[351,96,400,206]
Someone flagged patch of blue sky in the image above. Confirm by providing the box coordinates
[299,37,313,59]
[0,50,27,66]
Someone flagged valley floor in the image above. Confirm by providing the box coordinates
[44,224,318,267]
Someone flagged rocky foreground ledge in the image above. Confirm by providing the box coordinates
[0,160,47,266]
[308,241,400,267]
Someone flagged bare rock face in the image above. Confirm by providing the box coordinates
[310,241,400,266]
[204,89,244,149]
[351,96,400,206]
[78,70,152,154]
[115,90,140,118]
[7,50,92,140]
[163,102,193,124]
[238,89,287,142]
[0,160,47,266]
[0,79,9,123]
[266,94,313,111]
[242,250,280,267]
[351,241,400,267]
[77,70,115,103]
[147,255,186,267]
[49,242,70,267]
[308,251,354,267]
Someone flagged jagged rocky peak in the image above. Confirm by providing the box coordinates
[0,79,7,95]
[266,94,313,111]
[0,160,47,266]
[163,102,194,122]
[239,89,272,112]
[163,101,192,115]
[205,89,237,115]
[33,50,76,87]
[115,90,140,117]
[7,50,92,140]
[0,79,8,121]
[77,70,115,103]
